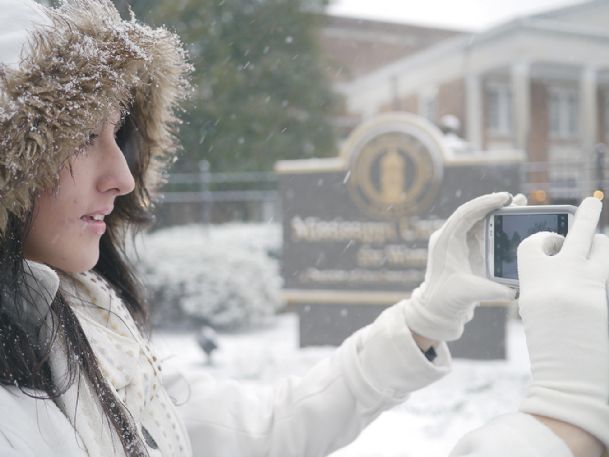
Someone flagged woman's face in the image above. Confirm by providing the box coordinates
[24,111,135,273]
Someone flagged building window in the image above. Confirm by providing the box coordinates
[486,83,512,136]
[549,87,578,139]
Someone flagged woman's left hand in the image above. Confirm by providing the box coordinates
[403,192,522,341]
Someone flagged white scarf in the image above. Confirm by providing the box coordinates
[46,269,192,457]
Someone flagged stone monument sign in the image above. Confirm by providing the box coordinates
[276,112,523,359]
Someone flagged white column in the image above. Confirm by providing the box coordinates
[418,86,437,122]
[466,73,482,150]
[511,62,531,152]
[580,66,598,195]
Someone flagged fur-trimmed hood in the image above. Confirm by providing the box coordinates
[0,0,191,234]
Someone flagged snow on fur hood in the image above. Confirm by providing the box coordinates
[0,0,191,233]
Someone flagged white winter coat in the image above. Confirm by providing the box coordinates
[0,262,574,457]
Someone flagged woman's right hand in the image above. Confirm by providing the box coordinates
[403,192,519,342]
[516,197,609,453]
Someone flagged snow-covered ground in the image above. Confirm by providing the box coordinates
[153,313,532,457]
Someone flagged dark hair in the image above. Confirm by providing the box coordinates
[0,116,157,457]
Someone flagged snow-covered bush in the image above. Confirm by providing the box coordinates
[130,223,283,330]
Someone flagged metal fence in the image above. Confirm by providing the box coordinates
[154,151,609,228]
[520,145,609,202]
[155,161,280,227]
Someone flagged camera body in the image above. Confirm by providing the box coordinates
[485,205,577,287]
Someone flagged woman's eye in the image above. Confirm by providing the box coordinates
[85,132,99,146]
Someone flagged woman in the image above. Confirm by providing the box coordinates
[1,0,191,455]
[0,1,606,456]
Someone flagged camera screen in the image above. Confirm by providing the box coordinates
[494,213,569,280]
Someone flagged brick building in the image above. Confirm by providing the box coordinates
[328,0,609,203]
[317,15,464,135]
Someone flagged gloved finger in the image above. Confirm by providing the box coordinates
[467,219,486,275]
[445,192,512,237]
[589,234,609,275]
[517,231,564,259]
[560,197,602,259]
[466,195,524,274]
[543,233,565,256]
[468,275,517,302]
[454,274,517,304]
[511,193,527,206]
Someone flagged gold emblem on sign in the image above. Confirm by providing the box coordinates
[346,127,442,219]
[380,149,404,203]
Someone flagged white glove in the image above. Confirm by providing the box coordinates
[517,197,609,450]
[403,192,520,341]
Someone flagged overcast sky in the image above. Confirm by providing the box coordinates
[327,0,589,31]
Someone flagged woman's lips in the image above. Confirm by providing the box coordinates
[81,215,106,235]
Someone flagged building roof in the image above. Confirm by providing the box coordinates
[319,15,463,82]
[531,0,606,20]
[340,0,609,111]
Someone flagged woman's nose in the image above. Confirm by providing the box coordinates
[97,140,136,196]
